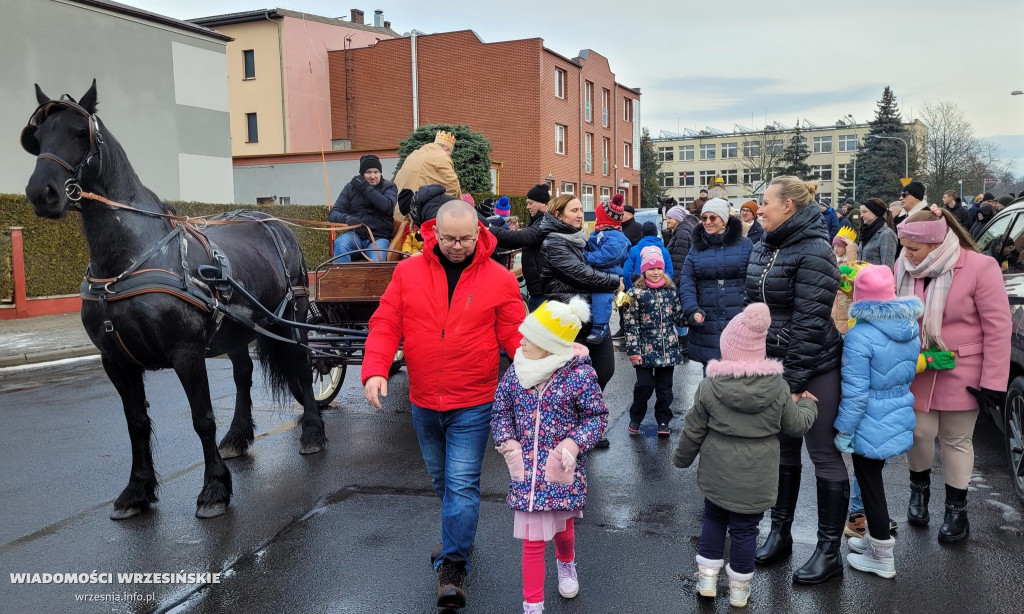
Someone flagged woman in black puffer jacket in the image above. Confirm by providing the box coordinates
[745,176,847,586]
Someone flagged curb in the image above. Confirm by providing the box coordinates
[0,345,100,368]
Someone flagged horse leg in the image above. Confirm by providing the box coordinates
[218,346,256,459]
[103,356,158,520]
[172,354,232,518]
[284,344,327,455]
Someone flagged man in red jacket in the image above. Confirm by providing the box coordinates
[363,200,524,610]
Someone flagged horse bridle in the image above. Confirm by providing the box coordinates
[20,95,104,204]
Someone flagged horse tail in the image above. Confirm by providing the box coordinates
[253,334,293,403]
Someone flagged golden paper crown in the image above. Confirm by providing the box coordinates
[836,226,857,244]
[434,131,456,148]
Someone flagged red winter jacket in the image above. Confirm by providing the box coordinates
[362,218,525,410]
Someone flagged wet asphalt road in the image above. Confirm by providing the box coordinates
[1,352,1022,614]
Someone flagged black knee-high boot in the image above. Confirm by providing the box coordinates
[792,477,849,585]
[755,465,801,566]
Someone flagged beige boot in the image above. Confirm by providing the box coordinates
[694,555,723,598]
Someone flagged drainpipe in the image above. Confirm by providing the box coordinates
[578,65,583,201]
[264,10,287,152]
[410,30,420,129]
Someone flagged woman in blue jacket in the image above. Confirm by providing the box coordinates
[833,265,922,580]
[678,199,752,369]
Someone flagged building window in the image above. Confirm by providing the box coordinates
[584,81,594,123]
[581,185,595,211]
[242,49,256,80]
[278,196,290,205]
[554,68,566,99]
[679,145,694,161]
[818,192,833,206]
[245,113,258,143]
[721,142,738,159]
[555,124,566,155]
[585,133,593,173]
[813,135,832,153]
[680,197,694,207]
[767,139,784,155]
[623,143,632,168]
[657,146,674,162]
[561,181,575,195]
[837,163,851,181]
[659,172,675,188]
[838,134,858,152]
[699,143,716,160]
[698,170,716,185]
[679,171,694,186]
[256,196,275,205]
[623,98,633,122]
[602,137,610,175]
[743,141,760,157]
[600,186,611,201]
[743,169,762,185]
[602,89,610,127]
[721,169,738,185]
[810,164,833,181]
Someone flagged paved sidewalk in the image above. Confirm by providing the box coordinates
[0,312,97,368]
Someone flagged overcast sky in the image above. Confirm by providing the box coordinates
[138,0,1024,172]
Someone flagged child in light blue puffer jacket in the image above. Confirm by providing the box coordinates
[833,264,922,580]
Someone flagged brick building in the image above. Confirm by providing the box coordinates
[327,30,642,210]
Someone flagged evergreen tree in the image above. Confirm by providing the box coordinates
[394,123,493,193]
[852,87,916,202]
[779,125,811,178]
[639,127,664,208]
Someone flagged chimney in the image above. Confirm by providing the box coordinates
[350,9,364,24]
[383,20,391,29]
[374,9,383,27]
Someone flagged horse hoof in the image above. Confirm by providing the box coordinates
[299,442,323,455]
[219,445,244,459]
[109,507,143,520]
[195,503,227,518]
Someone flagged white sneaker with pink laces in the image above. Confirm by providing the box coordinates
[556,559,579,598]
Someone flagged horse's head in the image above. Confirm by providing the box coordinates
[23,80,100,219]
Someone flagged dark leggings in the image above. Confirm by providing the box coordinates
[779,367,848,481]
[577,328,614,391]
[851,454,890,540]
[698,499,762,574]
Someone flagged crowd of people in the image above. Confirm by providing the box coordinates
[340,131,1013,611]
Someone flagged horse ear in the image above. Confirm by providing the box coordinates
[34,84,50,105]
[79,79,98,114]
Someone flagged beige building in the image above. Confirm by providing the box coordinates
[191,8,399,157]
[653,119,926,207]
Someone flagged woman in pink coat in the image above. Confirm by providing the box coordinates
[895,207,1010,545]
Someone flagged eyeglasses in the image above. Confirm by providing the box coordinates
[438,236,478,247]
[700,215,720,222]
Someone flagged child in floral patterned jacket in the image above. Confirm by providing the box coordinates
[623,246,688,436]
[492,297,609,614]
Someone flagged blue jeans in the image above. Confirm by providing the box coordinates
[333,232,390,263]
[410,402,492,572]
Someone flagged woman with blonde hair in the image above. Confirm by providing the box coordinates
[745,176,847,585]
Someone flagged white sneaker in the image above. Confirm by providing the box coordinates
[556,559,579,598]
[522,600,544,613]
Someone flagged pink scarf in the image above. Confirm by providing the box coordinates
[645,277,667,288]
[894,230,961,350]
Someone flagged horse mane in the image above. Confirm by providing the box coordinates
[92,116,168,214]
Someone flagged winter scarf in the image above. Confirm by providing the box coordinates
[512,347,573,390]
[646,277,667,288]
[562,227,589,248]
[858,217,885,250]
[895,230,961,350]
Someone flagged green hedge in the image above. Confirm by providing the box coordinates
[0,194,333,297]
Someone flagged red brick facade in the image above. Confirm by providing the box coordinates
[327,30,640,210]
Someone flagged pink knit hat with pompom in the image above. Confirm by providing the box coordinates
[719,303,771,363]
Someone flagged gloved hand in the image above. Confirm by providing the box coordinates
[544,438,580,485]
[967,387,1003,414]
[688,310,706,326]
[629,355,642,365]
[496,439,525,481]
[351,175,368,190]
[834,432,854,454]
[477,198,495,218]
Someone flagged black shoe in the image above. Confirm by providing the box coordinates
[627,422,641,435]
[907,470,931,527]
[657,423,671,436]
[595,438,611,449]
[755,465,801,566]
[436,556,467,609]
[792,477,849,585]
[938,484,970,544]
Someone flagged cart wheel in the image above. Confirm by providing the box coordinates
[308,315,346,409]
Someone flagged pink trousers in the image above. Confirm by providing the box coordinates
[521,518,575,603]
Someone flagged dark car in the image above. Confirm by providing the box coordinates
[973,197,1024,504]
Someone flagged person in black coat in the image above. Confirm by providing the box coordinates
[330,154,399,262]
[487,184,552,310]
[621,204,643,246]
[745,176,847,586]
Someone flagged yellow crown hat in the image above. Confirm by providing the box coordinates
[836,226,857,244]
[434,130,456,148]
[519,297,591,355]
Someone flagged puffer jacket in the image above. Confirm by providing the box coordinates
[491,352,608,512]
[586,228,631,276]
[679,216,752,364]
[745,219,765,244]
[667,215,699,285]
[745,203,843,394]
[328,177,398,241]
[488,210,549,296]
[821,206,840,239]
[623,276,687,366]
[623,235,674,281]
[673,359,817,514]
[834,297,923,459]
[538,214,620,302]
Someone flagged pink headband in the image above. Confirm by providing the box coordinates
[897,218,948,243]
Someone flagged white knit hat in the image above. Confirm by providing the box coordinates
[701,198,731,222]
[519,297,591,355]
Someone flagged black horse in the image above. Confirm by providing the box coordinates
[21,80,327,519]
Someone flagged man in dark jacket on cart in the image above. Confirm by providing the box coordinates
[486,183,551,310]
[329,154,398,262]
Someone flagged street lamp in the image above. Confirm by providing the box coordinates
[867,134,909,179]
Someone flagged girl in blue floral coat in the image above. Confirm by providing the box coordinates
[492,297,608,614]
[623,246,688,435]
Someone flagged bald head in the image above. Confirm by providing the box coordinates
[437,200,475,225]
[436,200,479,263]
